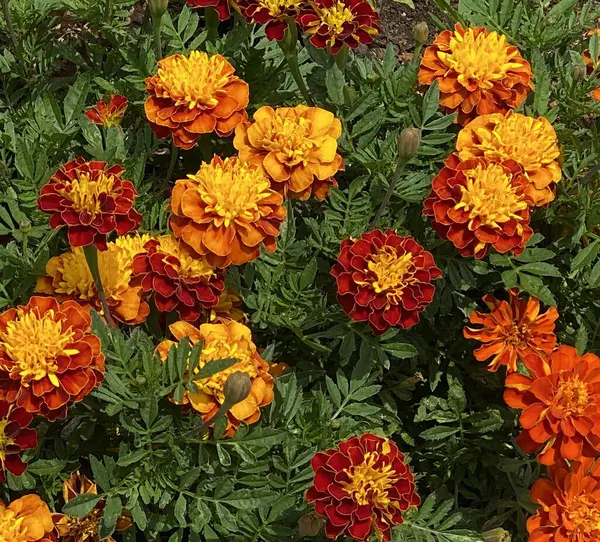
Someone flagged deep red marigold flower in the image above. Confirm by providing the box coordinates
[504,345,600,465]
[0,296,105,421]
[0,401,37,483]
[331,230,441,335]
[464,289,559,373]
[0,494,56,542]
[306,433,420,541]
[423,154,534,259]
[297,0,381,54]
[85,95,128,128]
[133,235,225,322]
[238,0,304,40]
[38,158,142,250]
[186,0,231,20]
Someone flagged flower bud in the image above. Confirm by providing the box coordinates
[572,64,586,81]
[149,0,169,19]
[298,513,323,537]
[483,528,511,542]
[413,22,429,45]
[19,219,31,234]
[223,372,252,405]
[397,127,421,160]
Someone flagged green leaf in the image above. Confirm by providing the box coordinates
[64,75,90,124]
[99,495,123,538]
[62,494,103,518]
[220,489,280,509]
[447,376,466,414]
[501,269,519,288]
[420,426,460,440]
[519,262,561,277]
[325,65,345,105]
[117,448,150,467]
[194,357,238,379]
[381,343,417,359]
[350,384,381,401]
[571,241,599,274]
[26,459,67,476]
[514,248,555,263]
[89,456,111,491]
[299,259,318,290]
[576,323,589,355]
[421,81,440,125]
[519,273,556,306]
[339,331,356,359]
[325,376,342,407]
[175,494,188,527]
[547,0,579,18]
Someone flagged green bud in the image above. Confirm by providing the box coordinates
[572,64,586,81]
[298,513,323,537]
[413,22,429,45]
[149,0,169,19]
[483,528,511,542]
[19,219,31,234]
[223,372,252,405]
[397,127,421,160]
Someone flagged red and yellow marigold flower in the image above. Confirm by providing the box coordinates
[85,95,128,128]
[145,51,249,150]
[132,235,225,322]
[38,158,142,250]
[457,112,561,206]
[504,345,600,465]
[36,234,153,326]
[423,155,534,259]
[297,0,380,54]
[233,105,343,200]
[418,24,533,126]
[186,0,231,20]
[464,289,559,373]
[156,320,274,437]
[0,401,37,483]
[0,296,105,421]
[0,495,56,542]
[170,155,286,267]
[331,230,441,335]
[237,0,305,40]
[583,30,600,101]
[306,433,420,541]
[210,287,246,323]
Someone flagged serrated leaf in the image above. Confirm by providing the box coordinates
[99,495,122,538]
[325,64,345,105]
[174,494,188,527]
[325,376,342,407]
[421,81,440,125]
[62,494,103,518]
[194,357,238,379]
[420,426,459,440]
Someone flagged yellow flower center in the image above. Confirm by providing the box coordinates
[555,376,590,416]
[504,323,531,349]
[57,172,116,216]
[157,236,215,279]
[0,309,77,387]
[0,506,27,542]
[256,0,303,16]
[57,512,102,542]
[262,116,314,166]
[315,2,355,35]
[0,420,14,462]
[567,496,600,535]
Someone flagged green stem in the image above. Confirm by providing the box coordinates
[152,14,163,59]
[335,44,349,71]
[83,244,116,328]
[197,136,213,163]
[21,231,28,264]
[369,158,408,228]
[1,0,23,63]
[205,7,219,42]
[166,140,178,183]
[104,0,112,23]
[278,20,314,106]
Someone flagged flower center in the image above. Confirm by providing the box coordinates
[256,0,303,16]
[555,376,590,416]
[57,513,102,541]
[262,116,314,166]
[0,420,14,462]
[567,496,600,535]
[157,236,215,279]
[0,506,27,542]
[315,2,355,35]
[504,323,531,348]
[57,172,116,216]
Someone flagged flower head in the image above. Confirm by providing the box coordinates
[145,51,249,150]
[583,30,600,100]
[331,230,441,335]
[85,95,128,128]
[457,112,561,206]
[423,154,534,259]
[210,287,246,323]
[297,0,380,54]
[306,433,420,541]
[133,235,225,322]
[464,289,558,373]
[186,0,231,20]
[0,401,37,483]
[170,155,286,267]
[38,158,142,250]
[238,0,305,40]
[234,105,343,200]
[504,345,600,465]
[418,24,533,125]
[0,495,56,542]
[156,320,274,437]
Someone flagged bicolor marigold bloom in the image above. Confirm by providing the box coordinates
[423,155,534,259]
[186,0,231,20]
[145,51,249,150]
[234,105,343,200]
[170,156,286,267]
[36,234,152,326]
[297,0,381,54]
[0,401,37,483]
[210,287,246,323]
[418,24,533,126]
[156,320,274,437]
[331,230,441,335]
[132,235,225,322]
[457,112,561,206]
[38,158,142,250]
[0,296,105,421]
[0,495,56,542]
[237,0,304,40]
[464,289,559,373]
[504,345,600,465]
[85,95,128,128]
[306,433,420,541]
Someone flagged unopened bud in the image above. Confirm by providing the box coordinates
[483,528,511,542]
[572,64,586,81]
[298,513,323,537]
[223,372,252,405]
[397,127,421,160]
[19,219,31,234]
[413,22,429,45]
[149,0,169,19]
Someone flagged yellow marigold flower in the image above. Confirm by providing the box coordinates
[0,494,55,542]
[156,320,274,437]
[210,286,246,323]
[234,105,343,200]
[457,112,561,206]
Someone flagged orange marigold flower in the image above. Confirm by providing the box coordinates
[306,433,420,541]
[233,105,343,200]
[0,401,37,483]
[132,235,225,322]
[0,296,105,421]
[186,0,231,20]
[423,154,534,259]
[237,0,304,40]
[0,494,56,542]
[457,112,561,206]
[85,95,128,128]
[38,158,142,250]
[464,289,559,373]
[504,345,600,465]
[418,24,533,126]
[156,320,274,437]
[144,51,249,150]
[170,156,286,267]
[36,234,153,326]
[331,230,441,335]
[210,287,246,323]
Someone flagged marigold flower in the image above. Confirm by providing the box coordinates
[237,0,304,40]
[210,287,246,323]
[504,345,600,465]
[583,30,600,100]
[0,401,37,483]
[464,289,559,373]
[234,105,343,200]
[145,51,249,150]
[418,24,533,125]
[186,0,231,20]
[85,95,128,128]
[36,234,152,326]
[132,235,225,322]
[331,230,441,335]
[0,495,56,542]
[156,320,274,437]
[38,158,142,250]
[0,296,105,421]
[170,156,286,267]
[297,0,381,53]
[423,155,534,259]
[457,112,561,206]
[306,433,420,541]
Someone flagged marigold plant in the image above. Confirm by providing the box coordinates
[85,95,128,128]
[0,495,55,542]
[0,401,37,483]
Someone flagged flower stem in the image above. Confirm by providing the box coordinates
[205,7,219,42]
[83,244,116,328]
[278,20,314,106]
[166,140,178,183]
[335,44,349,71]
[104,0,112,23]
[370,158,408,229]
[1,0,23,63]
[152,13,163,59]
